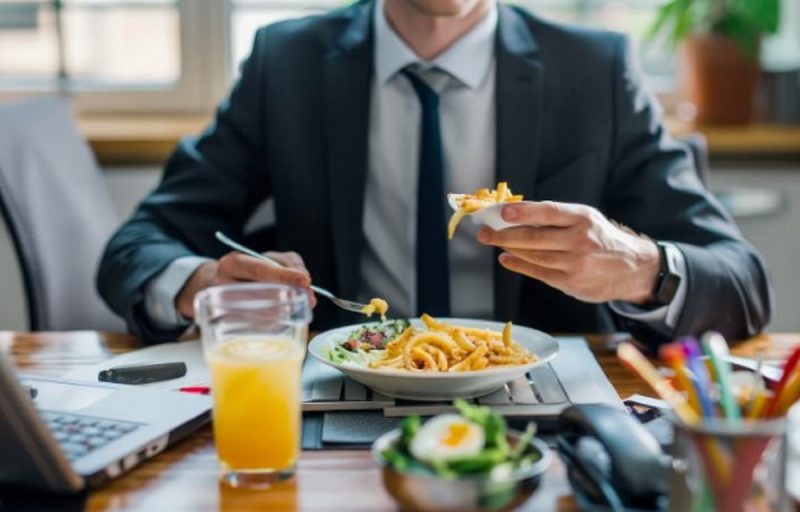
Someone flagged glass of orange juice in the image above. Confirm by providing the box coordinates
[194,283,311,488]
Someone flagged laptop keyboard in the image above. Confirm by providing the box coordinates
[40,412,141,461]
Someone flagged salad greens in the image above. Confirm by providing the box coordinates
[325,319,410,365]
[382,400,540,478]
[325,345,384,366]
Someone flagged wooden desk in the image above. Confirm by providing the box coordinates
[78,114,800,166]
[1,331,797,511]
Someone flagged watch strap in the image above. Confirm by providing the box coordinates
[653,242,681,305]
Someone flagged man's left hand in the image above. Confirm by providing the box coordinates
[477,201,661,305]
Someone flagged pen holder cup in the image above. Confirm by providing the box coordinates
[788,403,800,508]
[668,416,789,512]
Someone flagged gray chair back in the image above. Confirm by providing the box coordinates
[0,97,124,331]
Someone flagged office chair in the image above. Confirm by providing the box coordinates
[0,97,125,331]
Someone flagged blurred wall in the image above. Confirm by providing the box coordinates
[710,160,800,332]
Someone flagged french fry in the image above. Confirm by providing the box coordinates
[385,327,414,357]
[453,330,475,351]
[472,357,489,370]
[410,347,437,371]
[425,345,449,371]
[449,345,489,372]
[502,321,512,346]
[447,182,525,239]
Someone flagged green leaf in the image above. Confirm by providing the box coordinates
[382,447,409,471]
[444,449,507,474]
[383,447,434,475]
[673,0,695,46]
[325,345,349,364]
[731,0,780,33]
[485,414,510,453]
[399,415,421,449]
[716,12,761,59]
[646,0,782,53]
[510,422,537,461]
[431,458,458,478]
[646,1,679,41]
[453,400,510,456]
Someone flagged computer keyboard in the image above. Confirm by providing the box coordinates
[40,412,141,461]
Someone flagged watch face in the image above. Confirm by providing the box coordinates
[656,273,681,305]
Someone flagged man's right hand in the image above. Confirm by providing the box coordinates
[175,251,315,319]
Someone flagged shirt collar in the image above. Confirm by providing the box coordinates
[373,0,497,89]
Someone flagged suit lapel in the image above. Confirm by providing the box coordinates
[324,2,373,304]
[493,5,545,321]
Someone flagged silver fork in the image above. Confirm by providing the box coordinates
[214,231,369,314]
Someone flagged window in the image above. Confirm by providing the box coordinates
[229,0,344,78]
[227,0,675,89]
[0,0,228,114]
[0,0,180,88]
[517,0,674,80]
[0,0,675,115]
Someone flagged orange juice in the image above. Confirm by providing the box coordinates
[206,336,304,472]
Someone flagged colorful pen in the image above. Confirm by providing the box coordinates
[747,390,771,419]
[702,332,741,421]
[617,342,699,424]
[765,345,800,417]
[681,338,715,418]
[773,369,800,417]
[619,341,730,486]
[659,343,701,414]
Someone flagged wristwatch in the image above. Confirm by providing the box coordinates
[652,242,682,306]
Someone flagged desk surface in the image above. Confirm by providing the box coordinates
[2,331,798,511]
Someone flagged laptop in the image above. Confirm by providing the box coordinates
[0,352,211,492]
[301,337,626,448]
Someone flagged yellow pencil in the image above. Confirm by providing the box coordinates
[774,369,800,417]
[659,343,701,414]
[746,390,770,419]
[618,342,699,424]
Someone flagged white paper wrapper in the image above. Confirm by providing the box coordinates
[447,194,533,232]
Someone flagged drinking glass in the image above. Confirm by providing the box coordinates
[194,283,311,488]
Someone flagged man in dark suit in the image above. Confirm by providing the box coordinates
[97,0,772,345]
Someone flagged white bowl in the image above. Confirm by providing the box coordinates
[447,195,535,232]
[308,318,559,402]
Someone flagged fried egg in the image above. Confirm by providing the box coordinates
[409,414,485,462]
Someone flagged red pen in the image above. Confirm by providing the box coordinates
[179,386,211,395]
[766,345,800,417]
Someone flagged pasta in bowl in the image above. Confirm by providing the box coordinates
[368,315,537,372]
[308,317,559,401]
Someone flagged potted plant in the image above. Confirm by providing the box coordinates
[649,0,781,124]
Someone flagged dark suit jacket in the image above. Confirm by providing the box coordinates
[97,1,772,345]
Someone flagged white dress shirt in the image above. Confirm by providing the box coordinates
[357,0,498,319]
[145,0,687,334]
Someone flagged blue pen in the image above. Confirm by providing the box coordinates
[681,337,715,418]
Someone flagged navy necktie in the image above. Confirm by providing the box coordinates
[402,68,451,317]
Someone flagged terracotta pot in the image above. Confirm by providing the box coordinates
[681,34,761,125]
